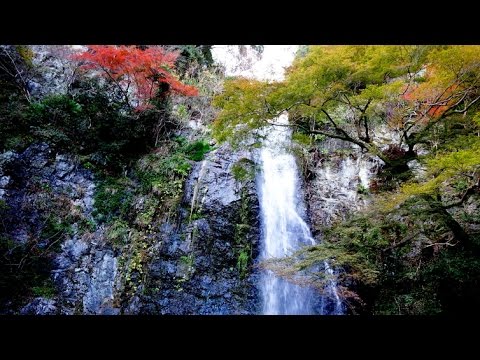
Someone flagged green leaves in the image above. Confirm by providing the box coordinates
[211,46,428,147]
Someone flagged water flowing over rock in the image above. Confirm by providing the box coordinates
[257,115,343,314]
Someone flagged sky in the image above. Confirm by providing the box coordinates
[211,45,298,81]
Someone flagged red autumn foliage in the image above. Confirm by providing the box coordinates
[403,83,456,119]
[72,45,198,110]
[401,66,459,120]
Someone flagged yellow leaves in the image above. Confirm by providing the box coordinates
[212,76,284,143]
[380,137,480,212]
[428,46,480,77]
[473,112,480,128]
[409,46,480,105]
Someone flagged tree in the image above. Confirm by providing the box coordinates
[400,46,480,152]
[0,45,35,103]
[212,46,480,171]
[73,45,198,110]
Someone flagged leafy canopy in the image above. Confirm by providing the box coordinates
[212,46,480,166]
[73,45,198,110]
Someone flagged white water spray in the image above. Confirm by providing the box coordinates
[258,114,342,314]
[212,45,343,314]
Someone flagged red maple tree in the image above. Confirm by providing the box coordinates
[73,45,198,110]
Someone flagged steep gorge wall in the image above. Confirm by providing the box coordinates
[0,45,261,314]
[137,144,260,314]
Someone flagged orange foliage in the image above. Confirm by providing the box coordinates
[402,66,460,120]
[73,45,198,109]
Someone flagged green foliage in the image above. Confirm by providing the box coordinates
[0,199,8,211]
[106,220,130,249]
[0,45,217,310]
[135,198,159,228]
[78,217,96,233]
[135,138,210,218]
[173,45,214,72]
[385,135,480,210]
[190,211,203,221]
[357,183,369,195]
[0,78,173,170]
[0,77,31,151]
[183,139,213,161]
[93,177,132,223]
[237,249,250,279]
[231,158,256,182]
[267,191,480,314]
[29,94,82,119]
[0,235,54,308]
[31,279,56,299]
[40,214,74,249]
[212,77,281,144]
[212,46,424,145]
[180,254,195,268]
[233,189,253,279]
[292,132,314,147]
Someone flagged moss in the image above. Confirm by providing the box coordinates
[106,220,130,249]
[14,46,34,68]
[40,214,74,250]
[180,254,195,268]
[237,248,250,279]
[135,198,159,228]
[0,199,8,211]
[0,235,54,309]
[231,158,256,182]
[233,188,253,279]
[78,217,96,233]
[357,183,369,195]
[31,279,57,299]
[92,176,132,223]
[183,139,213,161]
[190,211,203,221]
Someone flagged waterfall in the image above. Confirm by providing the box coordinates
[211,45,343,315]
[258,114,343,315]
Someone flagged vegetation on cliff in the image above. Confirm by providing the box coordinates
[0,45,221,311]
[212,45,480,314]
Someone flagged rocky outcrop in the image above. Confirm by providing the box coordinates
[138,144,261,314]
[304,138,382,231]
[0,143,119,314]
[1,140,261,315]
[53,228,120,315]
[28,45,79,99]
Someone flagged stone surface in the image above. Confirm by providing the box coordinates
[305,138,382,230]
[0,143,119,315]
[138,144,261,314]
[20,297,57,315]
[29,45,79,99]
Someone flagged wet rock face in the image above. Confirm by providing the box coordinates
[0,143,119,314]
[304,139,382,231]
[2,142,261,315]
[139,144,261,314]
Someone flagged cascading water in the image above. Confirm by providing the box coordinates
[258,114,343,315]
[212,45,343,315]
